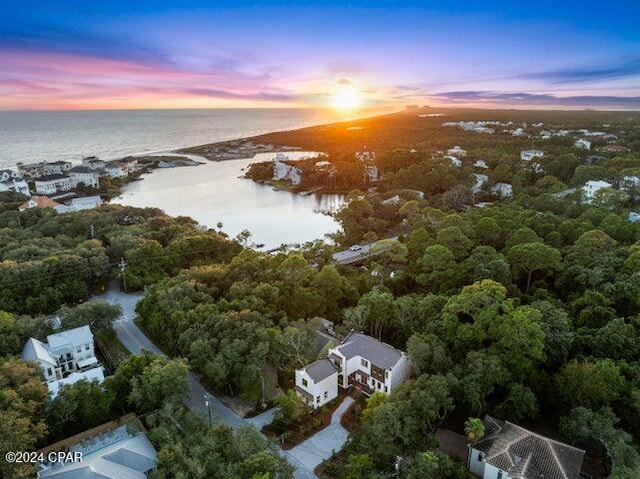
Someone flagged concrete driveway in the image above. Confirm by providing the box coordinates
[288,396,354,471]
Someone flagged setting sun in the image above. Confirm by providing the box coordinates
[329,86,363,110]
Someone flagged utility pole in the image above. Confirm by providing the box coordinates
[90,223,94,239]
[120,257,127,293]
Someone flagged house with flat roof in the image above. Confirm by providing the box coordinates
[520,150,544,161]
[22,325,104,398]
[37,415,157,479]
[34,175,73,195]
[295,331,410,408]
[468,415,585,479]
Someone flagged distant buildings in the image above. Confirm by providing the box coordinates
[295,331,410,409]
[314,160,337,176]
[472,174,489,194]
[442,121,494,134]
[468,415,585,479]
[22,325,105,399]
[81,156,107,171]
[574,138,591,150]
[19,196,62,212]
[582,180,613,202]
[491,182,513,199]
[473,160,489,169]
[36,415,157,479]
[520,149,544,161]
[511,127,526,137]
[599,144,630,154]
[34,175,73,195]
[447,146,467,157]
[356,149,379,182]
[273,153,302,185]
[0,169,30,196]
[69,166,100,189]
[445,156,462,167]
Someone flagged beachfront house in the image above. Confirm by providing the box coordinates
[273,153,302,185]
[22,325,105,398]
[468,415,585,479]
[18,196,62,212]
[81,156,107,171]
[36,416,157,479]
[574,139,592,150]
[69,166,100,189]
[0,170,30,196]
[520,149,544,161]
[295,331,410,409]
[582,180,613,203]
[104,163,126,178]
[34,175,73,195]
[447,146,467,157]
[491,182,513,199]
[43,161,74,176]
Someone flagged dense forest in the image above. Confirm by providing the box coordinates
[2,108,640,478]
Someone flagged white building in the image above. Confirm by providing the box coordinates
[69,166,100,188]
[520,150,544,161]
[295,332,410,409]
[37,418,157,479]
[104,163,126,178]
[447,146,467,157]
[472,173,489,194]
[491,182,513,199]
[445,155,463,167]
[574,139,592,150]
[621,175,640,190]
[511,127,526,137]
[0,169,22,182]
[43,161,74,176]
[582,180,613,203]
[56,196,103,213]
[0,178,30,196]
[468,416,585,479]
[363,164,379,182]
[355,150,376,162]
[22,325,104,398]
[81,156,107,171]
[473,160,489,169]
[273,154,302,185]
[34,175,73,195]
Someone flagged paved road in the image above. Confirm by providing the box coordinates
[331,236,399,265]
[288,396,354,471]
[92,289,319,479]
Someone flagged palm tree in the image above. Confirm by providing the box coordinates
[464,417,485,444]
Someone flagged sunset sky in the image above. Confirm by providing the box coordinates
[1,0,639,110]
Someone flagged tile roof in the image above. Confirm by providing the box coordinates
[472,415,585,479]
[335,332,404,369]
[19,196,62,210]
[303,358,338,382]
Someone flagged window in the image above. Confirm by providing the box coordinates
[324,391,328,399]
[85,345,90,351]
[302,379,308,387]
[76,347,81,353]
[47,368,52,376]
[477,452,484,461]
[316,396,320,403]
[384,386,388,393]
[385,370,389,378]
[497,471,503,479]
[360,358,369,368]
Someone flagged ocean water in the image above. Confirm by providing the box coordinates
[0,108,343,167]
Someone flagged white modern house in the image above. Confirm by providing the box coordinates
[574,139,592,150]
[69,166,101,189]
[447,146,467,157]
[445,155,463,167]
[34,175,73,195]
[295,331,410,409]
[582,180,613,203]
[0,170,30,196]
[473,160,489,169]
[468,416,585,479]
[104,163,126,178]
[520,150,544,161]
[22,325,105,398]
[491,182,513,199]
[37,417,157,479]
[472,173,489,194]
[273,153,303,185]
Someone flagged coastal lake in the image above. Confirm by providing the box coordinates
[115,152,346,249]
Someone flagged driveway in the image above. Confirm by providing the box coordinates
[92,289,319,479]
[288,396,354,471]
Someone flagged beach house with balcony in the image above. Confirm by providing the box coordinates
[34,175,73,195]
[295,331,410,409]
[22,325,104,398]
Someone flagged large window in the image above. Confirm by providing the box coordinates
[360,358,369,368]
[497,471,503,479]
[302,378,308,387]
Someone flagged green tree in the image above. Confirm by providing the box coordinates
[507,242,562,292]
[464,418,485,443]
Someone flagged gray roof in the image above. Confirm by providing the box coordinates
[70,166,97,174]
[336,332,404,369]
[22,338,57,365]
[303,358,337,382]
[35,174,70,182]
[47,325,93,350]
[472,416,585,479]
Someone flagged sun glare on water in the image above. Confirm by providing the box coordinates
[329,86,363,110]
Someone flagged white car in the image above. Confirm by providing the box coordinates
[349,244,363,252]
